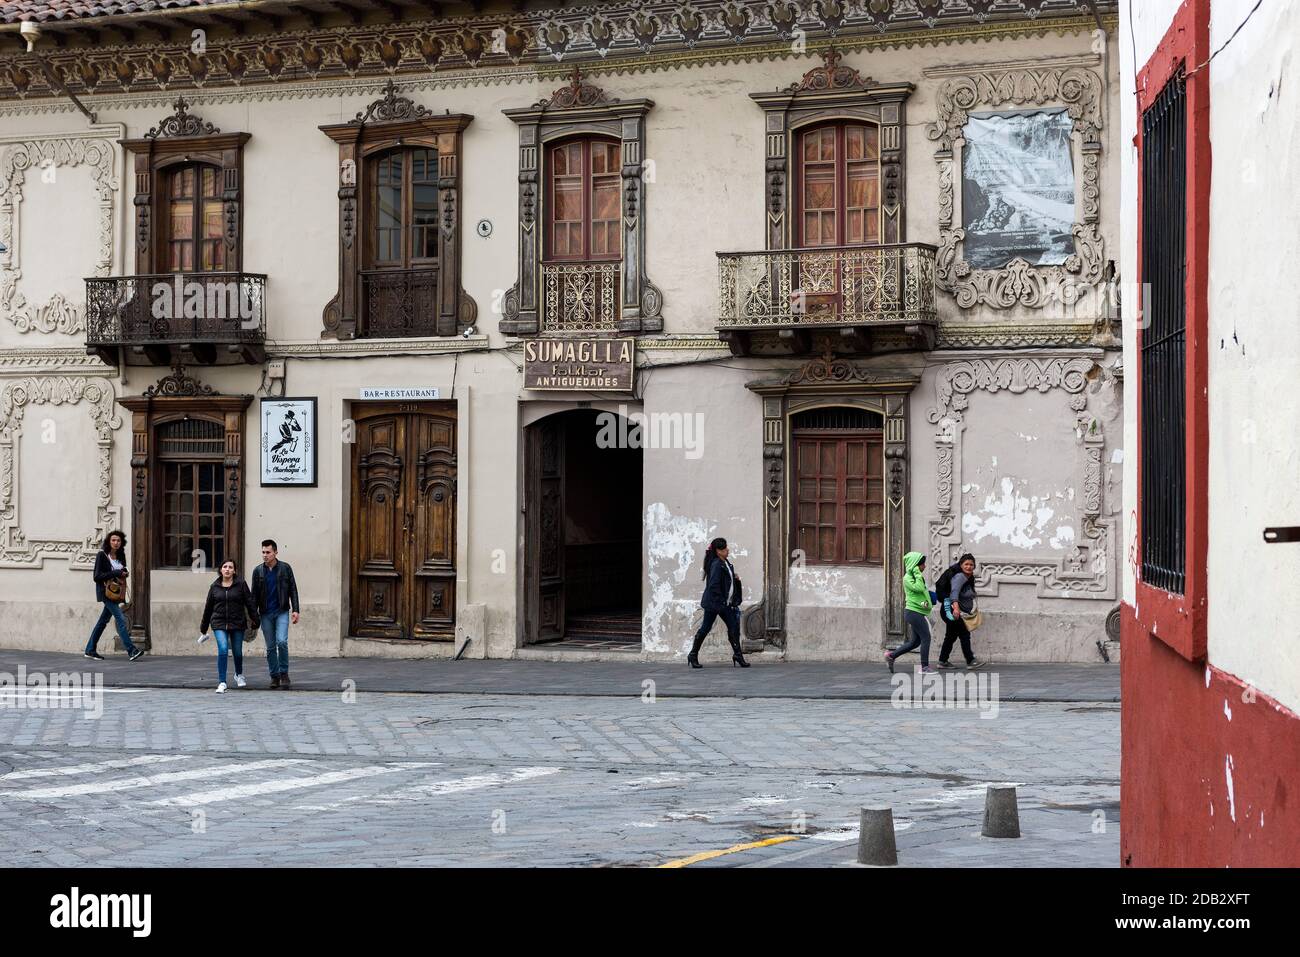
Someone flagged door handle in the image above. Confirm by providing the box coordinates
[403,511,413,538]
[1264,527,1300,543]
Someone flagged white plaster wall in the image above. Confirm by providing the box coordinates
[1203,0,1300,713]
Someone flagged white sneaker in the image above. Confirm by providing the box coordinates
[216,682,227,694]
[235,675,246,688]
[197,633,210,644]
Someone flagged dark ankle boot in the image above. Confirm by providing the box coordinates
[687,635,705,669]
[729,636,750,668]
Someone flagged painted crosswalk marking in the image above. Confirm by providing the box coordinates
[0,754,189,782]
[146,764,415,807]
[293,766,563,811]
[0,759,308,800]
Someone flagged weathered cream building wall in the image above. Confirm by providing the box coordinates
[0,7,1123,663]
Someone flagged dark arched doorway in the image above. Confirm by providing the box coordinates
[523,409,642,647]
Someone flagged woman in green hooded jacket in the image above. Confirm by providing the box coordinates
[886,551,935,673]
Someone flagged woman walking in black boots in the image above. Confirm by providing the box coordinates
[687,537,748,668]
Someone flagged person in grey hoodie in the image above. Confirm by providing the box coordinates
[938,552,985,669]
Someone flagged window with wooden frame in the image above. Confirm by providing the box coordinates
[163,163,227,272]
[796,122,881,248]
[501,69,661,336]
[368,147,441,268]
[792,407,885,565]
[319,84,473,340]
[155,418,227,569]
[546,137,622,262]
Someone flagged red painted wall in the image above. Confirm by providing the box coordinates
[1121,605,1300,866]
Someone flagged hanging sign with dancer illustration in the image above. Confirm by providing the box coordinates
[260,398,317,487]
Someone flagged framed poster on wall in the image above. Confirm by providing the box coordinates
[961,108,1076,269]
[260,397,317,487]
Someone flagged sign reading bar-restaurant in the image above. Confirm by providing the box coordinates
[524,337,635,391]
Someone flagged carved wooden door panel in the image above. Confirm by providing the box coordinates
[352,410,407,639]
[408,410,457,639]
[351,403,457,640]
[525,416,565,643]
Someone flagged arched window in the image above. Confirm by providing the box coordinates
[796,122,881,247]
[792,407,885,565]
[547,137,621,261]
[164,162,225,271]
[368,147,440,269]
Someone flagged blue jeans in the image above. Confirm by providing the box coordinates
[213,629,245,685]
[261,611,290,676]
[85,601,138,656]
[892,610,932,667]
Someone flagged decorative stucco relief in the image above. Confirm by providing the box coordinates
[0,130,122,336]
[927,63,1105,311]
[0,5,1113,104]
[925,356,1114,600]
[0,375,122,568]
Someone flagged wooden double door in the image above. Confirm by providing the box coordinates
[350,403,456,640]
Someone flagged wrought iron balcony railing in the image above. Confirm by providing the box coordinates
[541,260,620,332]
[361,267,440,338]
[85,272,266,365]
[717,243,938,329]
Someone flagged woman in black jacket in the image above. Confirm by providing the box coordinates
[687,537,748,669]
[84,530,144,661]
[198,558,259,693]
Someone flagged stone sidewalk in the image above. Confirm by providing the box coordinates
[0,649,1119,702]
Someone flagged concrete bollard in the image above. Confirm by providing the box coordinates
[857,805,898,866]
[982,784,1021,838]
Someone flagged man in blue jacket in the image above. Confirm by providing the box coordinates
[251,539,300,689]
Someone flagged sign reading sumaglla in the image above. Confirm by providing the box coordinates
[523,337,635,391]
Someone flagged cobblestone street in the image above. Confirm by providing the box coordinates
[0,672,1119,867]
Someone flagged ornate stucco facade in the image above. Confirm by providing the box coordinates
[0,0,1123,662]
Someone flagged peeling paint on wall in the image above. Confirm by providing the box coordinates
[788,564,871,607]
[643,503,748,654]
[962,476,1072,551]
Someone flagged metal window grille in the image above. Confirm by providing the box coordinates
[1140,68,1188,595]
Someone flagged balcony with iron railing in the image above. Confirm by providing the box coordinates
[85,272,266,366]
[540,260,621,333]
[361,267,441,338]
[716,243,938,355]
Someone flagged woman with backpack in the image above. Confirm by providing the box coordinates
[84,530,145,661]
[198,558,260,693]
[937,552,985,669]
[885,551,935,673]
[687,537,748,669]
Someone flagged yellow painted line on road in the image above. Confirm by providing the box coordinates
[658,834,802,868]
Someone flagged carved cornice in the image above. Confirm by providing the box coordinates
[351,80,433,125]
[928,62,1106,312]
[268,335,491,359]
[0,375,122,568]
[0,128,123,338]
[0,5,1115,105]
[145,97,219,138]
[0,348,116,373]
[143,364,216,398]
[783,46,872,93]
[936,321,1100,349]
[534,66,613,109]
